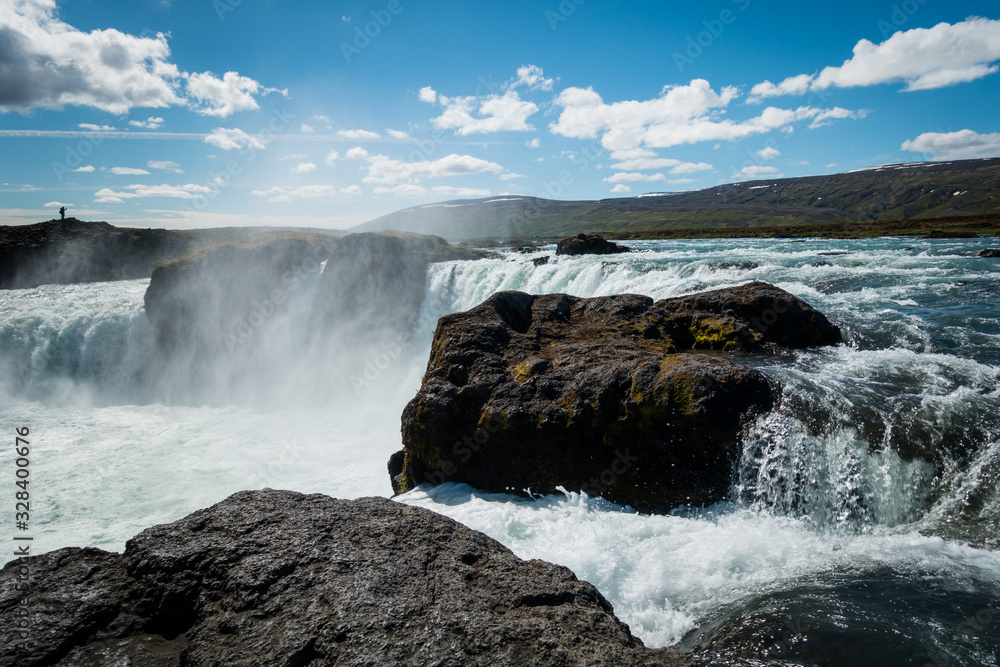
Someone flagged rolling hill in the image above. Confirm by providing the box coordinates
[351,158,1000,241]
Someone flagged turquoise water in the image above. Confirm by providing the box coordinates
[2,236,999,664]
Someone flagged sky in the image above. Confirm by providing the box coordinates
[1,0,999,230]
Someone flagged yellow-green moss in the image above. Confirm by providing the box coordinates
[688,317,740,351]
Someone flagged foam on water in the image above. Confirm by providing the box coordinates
[2,235,1000,659]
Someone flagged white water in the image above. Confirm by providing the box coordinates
[2,237,1000,661]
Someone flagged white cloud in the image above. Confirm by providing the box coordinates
[608,148,712,173]
[95,183,213,203]
[341,184,362,196]
[431,186,492,197]
[610,184,631,193]
[527,137,541,148]
[756,147,781,160]
[373,184,428,197]
[291,162,317,173]
[300,123,314,133]
[185,71,279,117]
[0,0,290,118]
[429,89,538,135]
[515,65,555,91]
[901,129,1000,160]
[750,18,1000,102]
[748,75,814,104]
[500,172,525,180]
[130,116,164,129]
[109,167,150,175]
[345,147,370,160]
[324,150,340,166]
[79,123,116,131]
[732,165,783,180]
[279,153,308,162]
[204,127,266,151]
[147,160,183,173]
[550,79,861,151]
[337,129,382,141]
[418,86,438,104]
[250,185,338,202]
[360,153,505,185]
[386,129,411,140]
[604,172,667,183]
[73,165,95,172]
[0,0,182,113]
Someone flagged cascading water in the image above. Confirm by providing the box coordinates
[2,236,999,665]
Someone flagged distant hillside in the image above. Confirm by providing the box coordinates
[0,219,342,290]
[351,159,1000,241]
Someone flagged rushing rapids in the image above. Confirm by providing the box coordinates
[1,235,999,664]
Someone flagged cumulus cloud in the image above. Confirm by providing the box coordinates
[430,185,492,197]
[130,116,164,129]
[204,127,266,151]
[359,153,504,185]
[732,165,783,180]
[0,1,278,116]
[94,183,213,203]
[427,89,538,135]
[500,172,525,180]
[290,162,316,173]
[372,184,429,197]
[345,147,370,160]
[418,86,438,104]
[385,129,411,140]
[604,172,667,183]
[108,166,150,175]
[608,148,712,173]
[324,150,340,166]
[527,138,541,148]
[610,184,631,193]
[901,129,1000,160]
[514,65,555,91]
[337,129,382,141]
[549,79,862,151]
[749,18,1000,102]
[147,160,183,173]
[73,165,95,172]
[79,123,116,131]
[250,185,338,202]
[341,184,362,196]
[756,147,781,160]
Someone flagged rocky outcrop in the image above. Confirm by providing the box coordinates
[144,232,335,355]
[556,233,630,256]
[0,489,689,667]
[0,219,190,289]
[978,248,1000,258]
[394,283,841,512]
[313,231,489,346]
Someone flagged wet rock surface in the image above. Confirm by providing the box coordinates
[396,282,841,512]
[0,489,689,667]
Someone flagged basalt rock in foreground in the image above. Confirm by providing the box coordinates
[396,282,841,512]
[0,490,689,667]
[556,233,631,256]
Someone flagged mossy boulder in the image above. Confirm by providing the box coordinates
[394,283,841,513]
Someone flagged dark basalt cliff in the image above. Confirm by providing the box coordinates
[0,489,690,667]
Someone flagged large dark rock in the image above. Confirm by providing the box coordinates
[395,283,841,512]
[0,219,190,289]
[0,489,689,667]
[556,233,630,256]
[144,232,335,355]
[313,231,489,345]
[978,248,1000,258]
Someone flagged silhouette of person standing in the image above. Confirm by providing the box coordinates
[59,206,66,220]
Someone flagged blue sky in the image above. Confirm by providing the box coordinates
[2,0,999,229]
